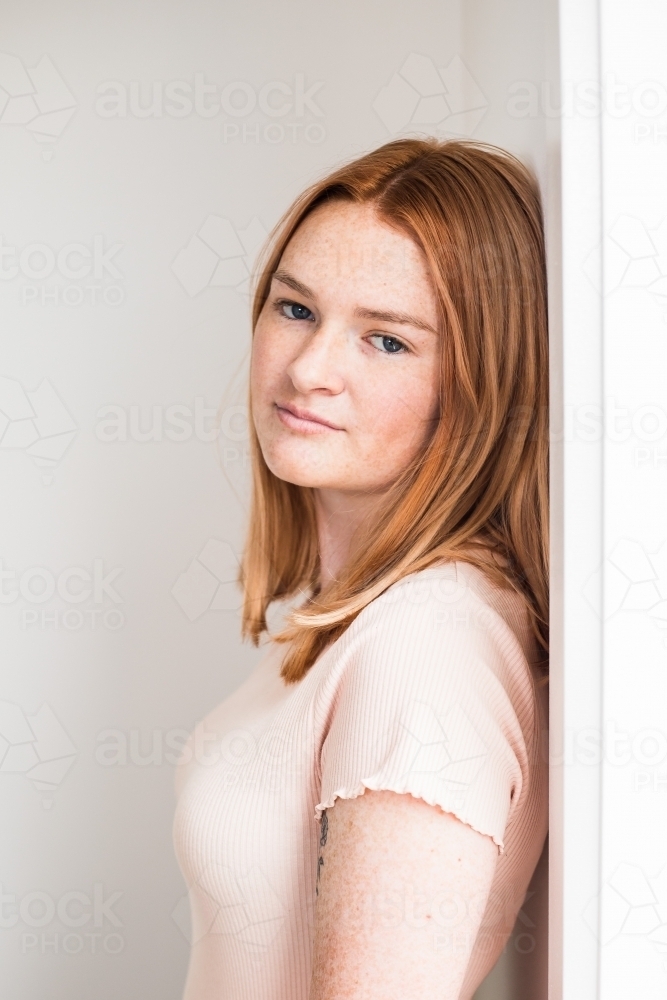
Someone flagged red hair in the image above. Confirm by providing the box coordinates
[241,138,549,684]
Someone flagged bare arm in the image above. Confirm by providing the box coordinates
[310,789,498,1000]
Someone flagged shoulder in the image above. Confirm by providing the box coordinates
[337,561,537,688]
[367,560,529,627]
[313,562,542,848]
[311,561,545,773]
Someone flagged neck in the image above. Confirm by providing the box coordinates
[314,488,383,589]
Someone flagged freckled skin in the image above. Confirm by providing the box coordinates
[250,202,500,998]
[250,201,442,587]
[311,791,497,1000]
[251,201,441,499]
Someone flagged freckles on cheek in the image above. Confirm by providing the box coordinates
[251,337,281,405]
[370,384,435,433]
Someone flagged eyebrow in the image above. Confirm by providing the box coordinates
[271,269,438,335]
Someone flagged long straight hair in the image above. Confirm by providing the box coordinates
[241,138,549,684]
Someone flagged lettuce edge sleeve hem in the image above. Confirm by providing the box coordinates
[314,780,505,855]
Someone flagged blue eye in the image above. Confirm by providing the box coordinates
[280,300,313,321]
[368,334,407,354]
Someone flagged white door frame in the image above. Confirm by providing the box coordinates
[550,1,667,997]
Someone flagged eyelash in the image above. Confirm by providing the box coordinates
[274,298,315,322]
[367,334,408,355]
[272,297,409,354]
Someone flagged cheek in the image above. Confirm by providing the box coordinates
[250,324,282,405]
[360,366,439,447]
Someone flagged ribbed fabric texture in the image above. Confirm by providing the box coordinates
[173,562,548,1000]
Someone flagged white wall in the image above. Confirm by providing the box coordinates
[596,0,667,986]
[553,1,667,998]
[0,1,554,996]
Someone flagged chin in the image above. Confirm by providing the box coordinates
[272,470,327,488]
[261,443,330,488]
[271,470,337,490]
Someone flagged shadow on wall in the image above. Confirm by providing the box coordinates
[473,839,549,1000]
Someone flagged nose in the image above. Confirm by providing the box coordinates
[285,321,346,396]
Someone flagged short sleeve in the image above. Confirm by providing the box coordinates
[314,567,533,854]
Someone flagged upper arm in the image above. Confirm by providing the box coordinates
[310,788,498,1000]
[309,570,532,997]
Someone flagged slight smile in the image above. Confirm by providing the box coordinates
[275,403,344,434]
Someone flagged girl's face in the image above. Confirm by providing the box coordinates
[251,200,441,495]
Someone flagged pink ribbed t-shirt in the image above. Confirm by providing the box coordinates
[173,562,548,1000]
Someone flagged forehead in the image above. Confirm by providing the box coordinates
[279,200,433,299]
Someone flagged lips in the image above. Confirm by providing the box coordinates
[275,402,343,432]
